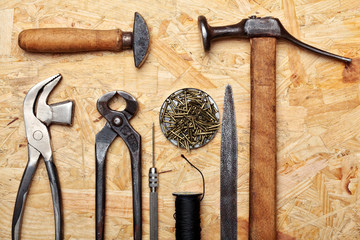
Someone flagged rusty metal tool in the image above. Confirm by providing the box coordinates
[12,74,74,240]
[198,15,351,240]
[18,12,150,68]
[95,91,142,240]
[220,85,237,240]
[149,123,158,240]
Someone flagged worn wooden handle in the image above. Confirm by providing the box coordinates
[249,37,277,240]
[18,28,129,53]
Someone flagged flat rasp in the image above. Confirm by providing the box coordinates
[220,85,237,239]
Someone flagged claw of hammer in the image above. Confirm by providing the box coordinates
[198,15,352,63]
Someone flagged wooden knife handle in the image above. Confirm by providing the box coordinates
[249,37,277,240]
[18,28,131,53]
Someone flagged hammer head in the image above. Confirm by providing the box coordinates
[198,15,351,63]
[133,12,150,68]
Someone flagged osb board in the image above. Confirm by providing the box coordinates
[0,0,360,239]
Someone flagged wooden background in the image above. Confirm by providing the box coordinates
[1,0,360,239]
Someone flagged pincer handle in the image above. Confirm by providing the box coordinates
[12,155,63,240]
[96,153,106,240]
[18,28,132,53]
[129,134,142,240]
[12,156,38,240]
[45,159,63,240]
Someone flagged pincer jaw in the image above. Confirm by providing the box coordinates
[97,91,138,123]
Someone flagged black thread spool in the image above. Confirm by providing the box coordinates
[172,155,205,240]
[172,192,202,240]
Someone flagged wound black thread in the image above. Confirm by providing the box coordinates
[172,155,205,240]
[180,154,205,201]
[172,193,202,240]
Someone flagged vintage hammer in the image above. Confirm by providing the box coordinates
[18,12,149,68]
[198,15,351,239]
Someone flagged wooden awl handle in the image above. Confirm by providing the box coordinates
[18,28,132,53]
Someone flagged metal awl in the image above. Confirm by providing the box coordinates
[149,123,158,240]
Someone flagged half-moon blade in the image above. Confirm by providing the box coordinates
[133,12,150,68]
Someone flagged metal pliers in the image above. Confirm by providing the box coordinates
[95,91,142,240]
[12,74,74,240]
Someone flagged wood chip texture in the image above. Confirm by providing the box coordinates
[0,0,360,239]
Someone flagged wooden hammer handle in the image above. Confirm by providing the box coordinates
[18,28,130,53]
[249,37,277,240]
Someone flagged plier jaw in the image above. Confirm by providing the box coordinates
[24,74,74,160]
[95,91,142,240]
[12,74,74,240]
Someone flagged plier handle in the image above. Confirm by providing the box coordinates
[12,74,74,240]
[95,91,142,240]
